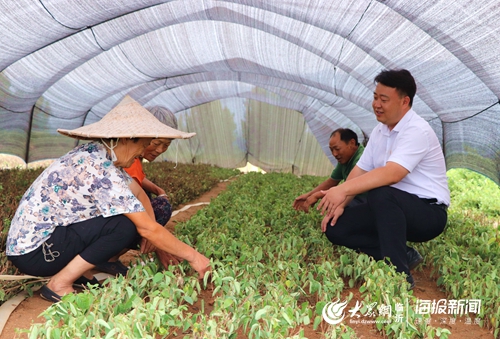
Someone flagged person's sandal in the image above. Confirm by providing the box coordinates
[73,276,101,289]
[95,260,129,276]
[40,285,63,303]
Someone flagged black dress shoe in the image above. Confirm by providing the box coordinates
[407,247,423,270]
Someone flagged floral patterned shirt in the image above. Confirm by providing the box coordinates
[6,142,145,256]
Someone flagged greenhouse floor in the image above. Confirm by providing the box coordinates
[0,180,494,339]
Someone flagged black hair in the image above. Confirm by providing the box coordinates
[330,128,359,146]
[374,69,417,107]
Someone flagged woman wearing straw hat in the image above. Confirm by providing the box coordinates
[94,106,181,276]
[125,105,180,228]
[5,96,210,302]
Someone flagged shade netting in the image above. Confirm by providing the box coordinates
[1,0,499,181]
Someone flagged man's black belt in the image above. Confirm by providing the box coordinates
[421,198,448,211]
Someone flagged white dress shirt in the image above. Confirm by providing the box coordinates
[356,109,450,205]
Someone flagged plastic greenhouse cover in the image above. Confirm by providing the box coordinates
[0,0,499,183]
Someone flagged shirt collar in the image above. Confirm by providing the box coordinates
[393,108,415,132]
[346,144,364,166]
[379,108,415,135]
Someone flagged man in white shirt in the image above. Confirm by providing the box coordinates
[317,69,450,289]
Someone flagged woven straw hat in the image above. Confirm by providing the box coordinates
[58,96,195,140]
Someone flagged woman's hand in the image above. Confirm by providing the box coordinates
[140,238,157,254]
[126,211,211,280]
[188,251,211,280]
[155,249,181,269]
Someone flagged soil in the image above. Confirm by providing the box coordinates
[0,180,495,339]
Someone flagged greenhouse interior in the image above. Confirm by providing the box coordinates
[1,1,500,338]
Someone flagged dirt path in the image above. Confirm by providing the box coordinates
[0,179,495,338]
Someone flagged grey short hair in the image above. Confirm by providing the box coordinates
[147,106,178,129]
